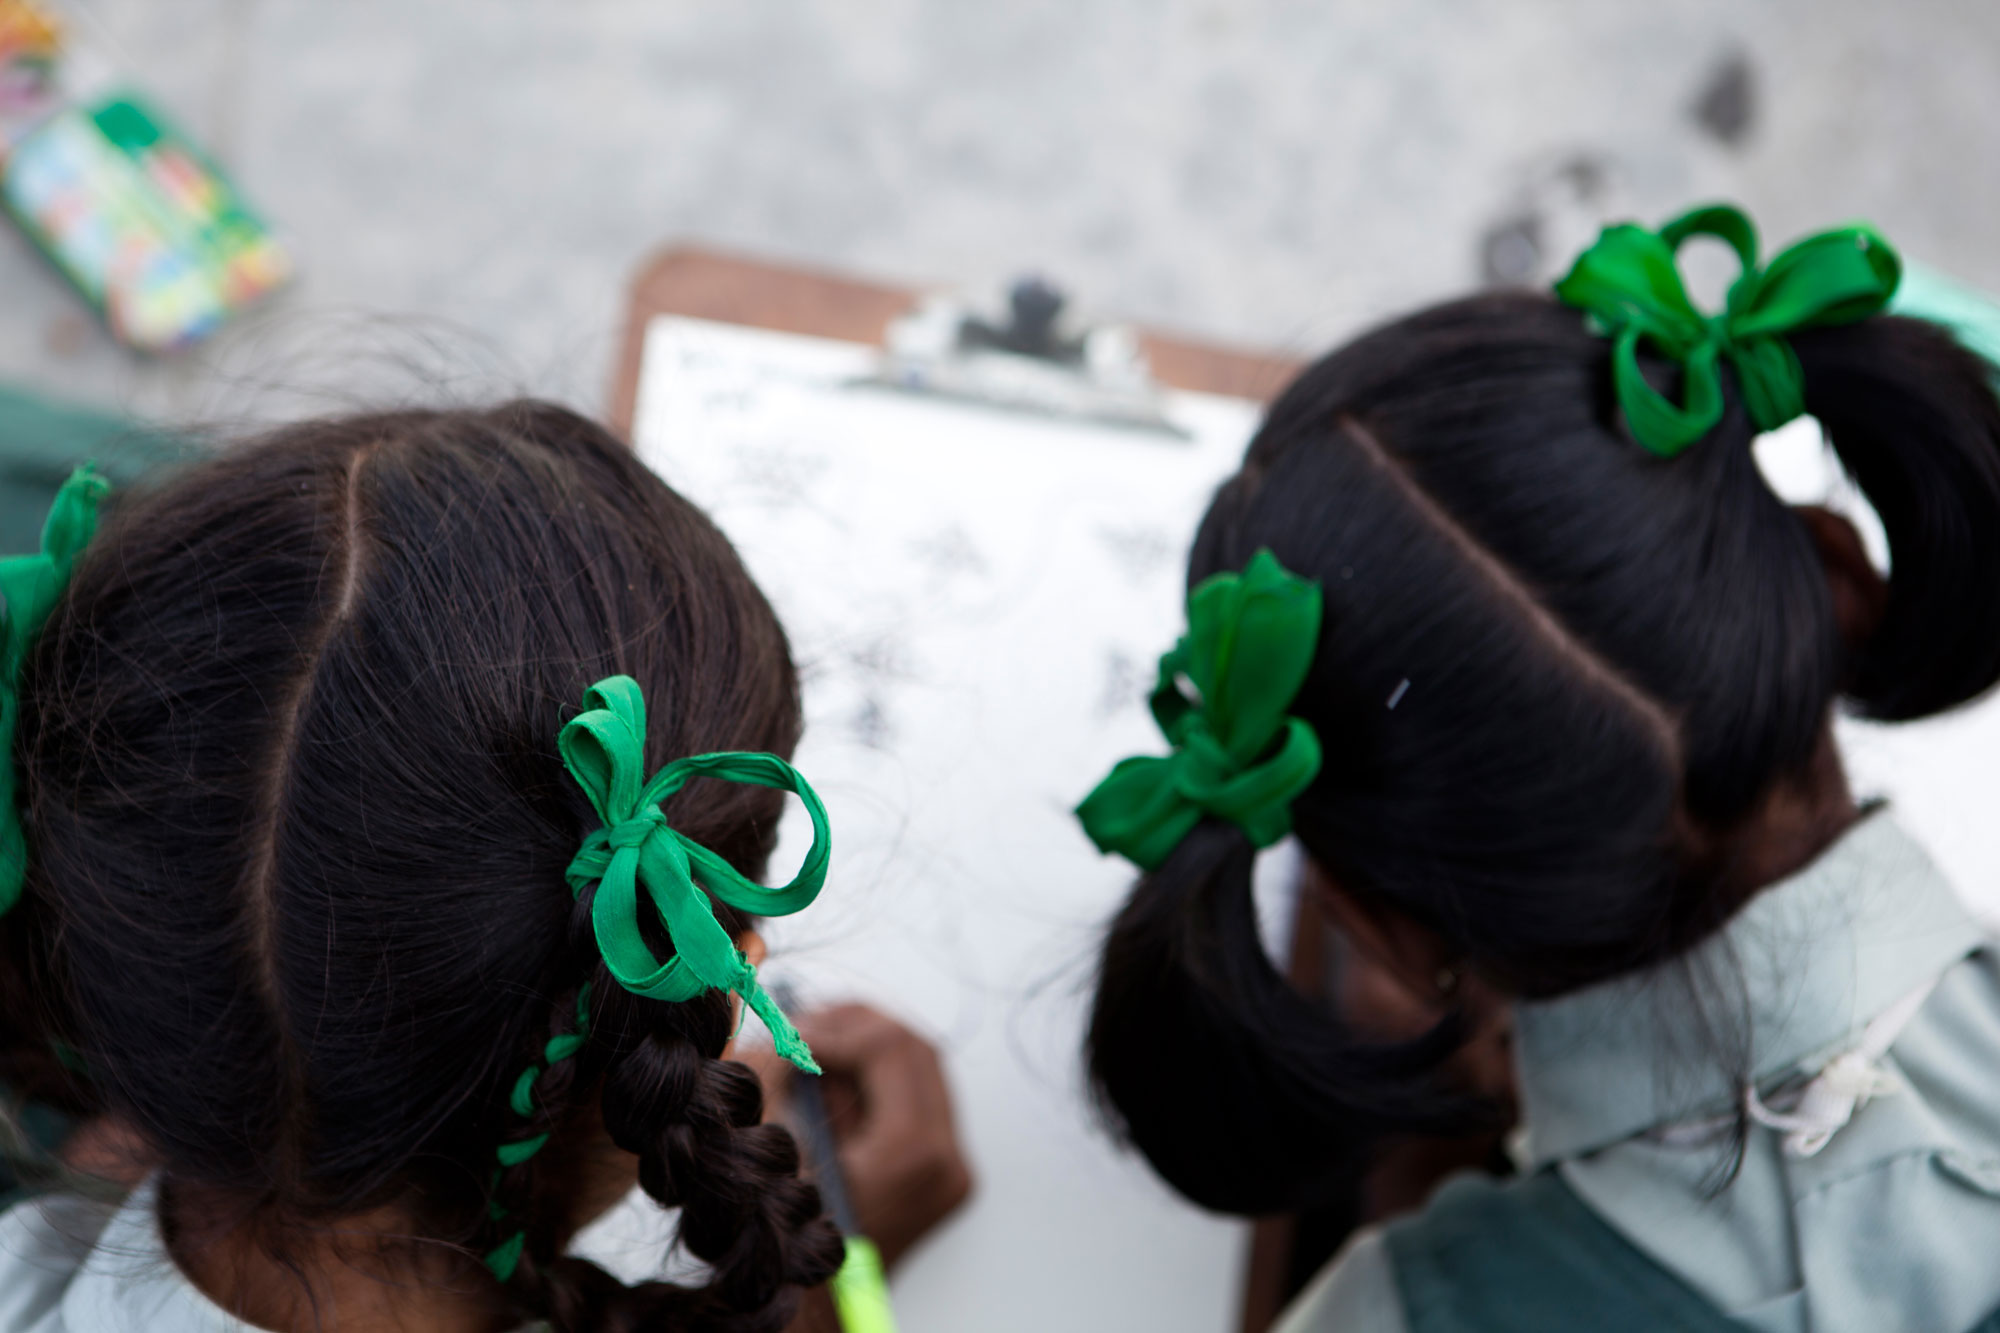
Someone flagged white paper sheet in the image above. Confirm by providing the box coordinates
[618,315,1263,1333]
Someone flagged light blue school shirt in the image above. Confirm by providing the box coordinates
[1279,814,2000,1333]
[0,1177,553,1331]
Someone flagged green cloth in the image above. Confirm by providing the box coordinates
[0,384,189,552]
[0,385,185,1204]
[1075,548,1323,870]
[1378,1168,2000,1333]
[560,674,829,1074]
[1895,260,2000,369]
[1554,204,1900,457]
[0,466,105,914]
[1384,1172,1751,1332]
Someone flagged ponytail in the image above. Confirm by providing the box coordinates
[1088,821,1463,1215]
[1794,314,2000,718]
[1087,233,2000,1222]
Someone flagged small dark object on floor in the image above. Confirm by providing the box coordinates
[1691,51,1758,147]
[1481,214,1543,286]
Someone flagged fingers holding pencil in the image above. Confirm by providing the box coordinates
[746,1002,975,1273]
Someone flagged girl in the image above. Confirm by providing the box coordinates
[1081,207,2000,1331]
[0,403,847,1331]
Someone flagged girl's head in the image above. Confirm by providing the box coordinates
[1089,267,2000,1212]
[0,403,841,1330]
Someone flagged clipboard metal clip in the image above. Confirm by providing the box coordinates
[859,276,1190,439]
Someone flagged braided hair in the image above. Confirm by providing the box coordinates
[0,402,842,1330]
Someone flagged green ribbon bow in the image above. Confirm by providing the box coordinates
[483,982,594,1282]
[1553,203,1901,457]
[560,675,829,1074]
[0,466,107,915]
[1076,549,1323,871]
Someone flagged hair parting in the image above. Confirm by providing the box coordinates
[1090,293,2000,1212]
[0,402,842,1331]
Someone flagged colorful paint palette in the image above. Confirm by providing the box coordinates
[2,94,291,352]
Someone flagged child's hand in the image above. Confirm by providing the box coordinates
[746,1002,974,1272]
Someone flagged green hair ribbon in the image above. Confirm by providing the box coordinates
[1553,203,1901,457]
[1076,549,1323,872]
[560,674,828,1075]
[484,982,594,1281]
[0,465,108,916]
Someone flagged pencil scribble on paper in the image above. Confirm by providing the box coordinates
[909,524,989,581]
[1097,647,1152,718]
[847,632,913,684]
[1095,524,1178,586]
[852,695,893,750]
[729,443,831,509]
[794,652,831,691]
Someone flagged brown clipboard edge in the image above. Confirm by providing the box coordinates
[607,245,1304,438]
[605,243,1314,1333]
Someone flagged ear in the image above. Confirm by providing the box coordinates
[1795,505,1889,649]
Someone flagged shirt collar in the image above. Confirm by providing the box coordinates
[53,1178,549,1333]
[1512,812,1988,1167]
[59,1177,247,1332]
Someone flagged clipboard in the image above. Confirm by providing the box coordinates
[607,246,1302,434]
[604,246,1328,1333]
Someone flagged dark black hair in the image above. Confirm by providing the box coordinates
[0,403,842,1330]
[1088,293,2000,1214]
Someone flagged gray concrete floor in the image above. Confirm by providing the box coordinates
[5,0,1999,428]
